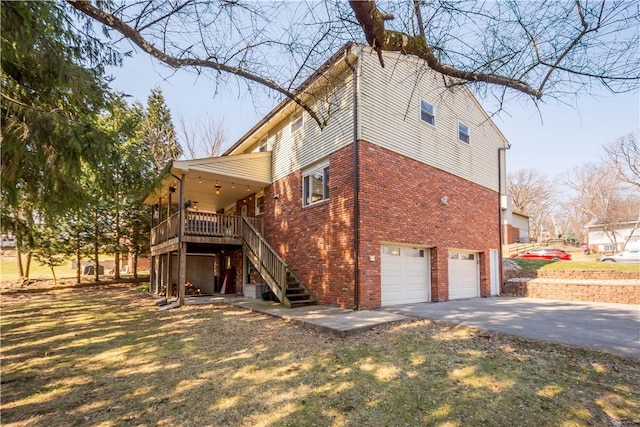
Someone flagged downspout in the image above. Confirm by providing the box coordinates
[345,44,360,310]
[498,145,511,294]
[170,172,185,305]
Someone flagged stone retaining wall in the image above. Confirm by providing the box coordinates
[502,269,640,304]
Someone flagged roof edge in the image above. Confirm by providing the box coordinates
[223,42,355,156]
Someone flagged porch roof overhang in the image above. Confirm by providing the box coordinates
[145,151,272,211]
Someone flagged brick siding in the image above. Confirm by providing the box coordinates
[262,140,500,309]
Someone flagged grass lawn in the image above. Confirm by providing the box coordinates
[510,257,640,272]
[1,285,638,426]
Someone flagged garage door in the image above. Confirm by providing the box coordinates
[448,250,479,299]
[381,245,430,306]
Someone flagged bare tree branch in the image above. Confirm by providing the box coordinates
[349,0,543,98]
[69,0,639,124]
[67,0,329,128]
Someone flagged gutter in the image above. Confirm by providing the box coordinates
[344,44,360,310]
[498,145,511,294]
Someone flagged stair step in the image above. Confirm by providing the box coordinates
[289,299,317,307]
[287,294,312,301]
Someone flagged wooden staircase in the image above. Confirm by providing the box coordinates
[241,217,316,308]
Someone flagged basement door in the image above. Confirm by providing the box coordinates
[381,245,430,306]
[448,250,479,299]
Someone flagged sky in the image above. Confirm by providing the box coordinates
[107,51,640,180]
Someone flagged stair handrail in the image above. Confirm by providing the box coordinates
[241,217,291,297]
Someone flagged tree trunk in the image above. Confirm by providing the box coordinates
[114,208,121,280]
[94,241,100,282]
[133,253,138,279]
[50,264,57,287]
[24,252,32,281]
[76,249,82,284]
[15,243,24,279]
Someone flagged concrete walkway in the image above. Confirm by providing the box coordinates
[184,295,640,359]
[185,295,409,336]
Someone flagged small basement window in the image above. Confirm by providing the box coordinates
[458,122,470,144]
[420,100,435,126]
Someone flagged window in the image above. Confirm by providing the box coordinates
[458,122,470,143]
[256,137,268,152]
[255,191,265,215]
[460,253,475,260]
[290,113,303,134]
[420,100,435,126]
[382,246,401,256]
[303,163,329,206]
[405,248,425,257]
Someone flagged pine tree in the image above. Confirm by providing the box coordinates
[140,88,182,172]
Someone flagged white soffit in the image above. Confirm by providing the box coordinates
[174,152,272,184]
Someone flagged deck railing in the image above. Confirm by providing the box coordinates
[151,210,264,245]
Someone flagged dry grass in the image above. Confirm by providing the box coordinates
[1,285,639,427]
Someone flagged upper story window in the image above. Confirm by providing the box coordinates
[290,113,303,134]
[458,121,470,144]
[257,137,268,152]
[303,162,329,206]
[420,100,435,126]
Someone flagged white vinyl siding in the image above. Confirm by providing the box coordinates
[358,48,509,192]
[270,70,354,181]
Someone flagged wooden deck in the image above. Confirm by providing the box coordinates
[151,211,264,255]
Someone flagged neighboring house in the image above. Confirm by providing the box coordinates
[146,44,510,309]
[1,234,16,248]
[586,217,640,253]
[501,195,530,244]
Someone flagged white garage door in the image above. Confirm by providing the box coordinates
[448,250,479,299]
[381,246,430,306]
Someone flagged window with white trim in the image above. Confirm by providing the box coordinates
[255,191,265,215]
[257,137,268,152]
[290,113,303,134]
[420,100,435,126]
[303,163,329,206]
[458,121,470,144]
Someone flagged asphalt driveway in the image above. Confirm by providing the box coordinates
[382,297,640,359]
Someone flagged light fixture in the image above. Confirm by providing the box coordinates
[232,182,236,189]
[246,186,250,192]
[215,180,221,195]
[192,201,198,210]
[198,177,202,184]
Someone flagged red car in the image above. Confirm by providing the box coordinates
[510,248,572,261]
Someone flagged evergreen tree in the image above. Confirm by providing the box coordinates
[1,1,121,216]
[140,88,181,172]
[1,1,122,277]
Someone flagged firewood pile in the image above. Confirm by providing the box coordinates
[184,282,202,295]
